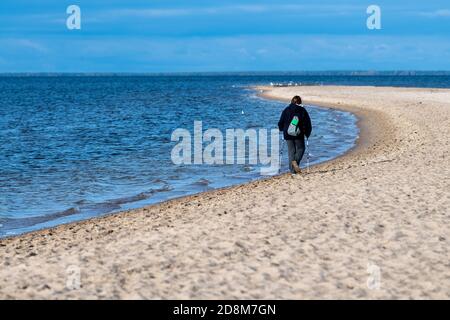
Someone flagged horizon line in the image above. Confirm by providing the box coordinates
[1,70,450,77]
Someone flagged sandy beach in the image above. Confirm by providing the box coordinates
[0,85,449,299]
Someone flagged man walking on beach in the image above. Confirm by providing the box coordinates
[278,96,312,174]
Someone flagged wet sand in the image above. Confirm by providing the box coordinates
[1,86,449,299]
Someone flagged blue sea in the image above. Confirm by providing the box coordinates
[1,73,449,237]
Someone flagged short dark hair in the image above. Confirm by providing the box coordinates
[291,96,302,105]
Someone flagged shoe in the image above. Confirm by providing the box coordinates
[291,161,302,174]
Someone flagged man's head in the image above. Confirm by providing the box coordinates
[291,96,302,105]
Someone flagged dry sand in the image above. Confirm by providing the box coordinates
[0,86,449,299]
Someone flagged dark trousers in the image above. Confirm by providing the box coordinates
[286,139,305,172]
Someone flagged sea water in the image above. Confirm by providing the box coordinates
[1,73,447,237]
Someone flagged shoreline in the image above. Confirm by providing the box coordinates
[1,85,449,299]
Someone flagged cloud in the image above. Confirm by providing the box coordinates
[106,6,266,18]
[12,39,48,53]
[105,4,360,19]
[419,9,450,17]
[110,8,194,18]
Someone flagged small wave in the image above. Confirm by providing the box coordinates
[80,202,121,214]
[105,193,151,206]
[245,124,261,129]
[152,178,167,184]
[191,178,210,186]
[0,207,80,231]
[104,184,173,206]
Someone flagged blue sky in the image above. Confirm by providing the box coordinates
[0,0,450,72]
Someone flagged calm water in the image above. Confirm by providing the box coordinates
[1,74,449,237]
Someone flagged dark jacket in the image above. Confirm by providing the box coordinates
[278,103,312,141]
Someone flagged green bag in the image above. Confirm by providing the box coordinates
[287,116,301,136]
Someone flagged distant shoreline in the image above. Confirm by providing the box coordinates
[2,71,450,77]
